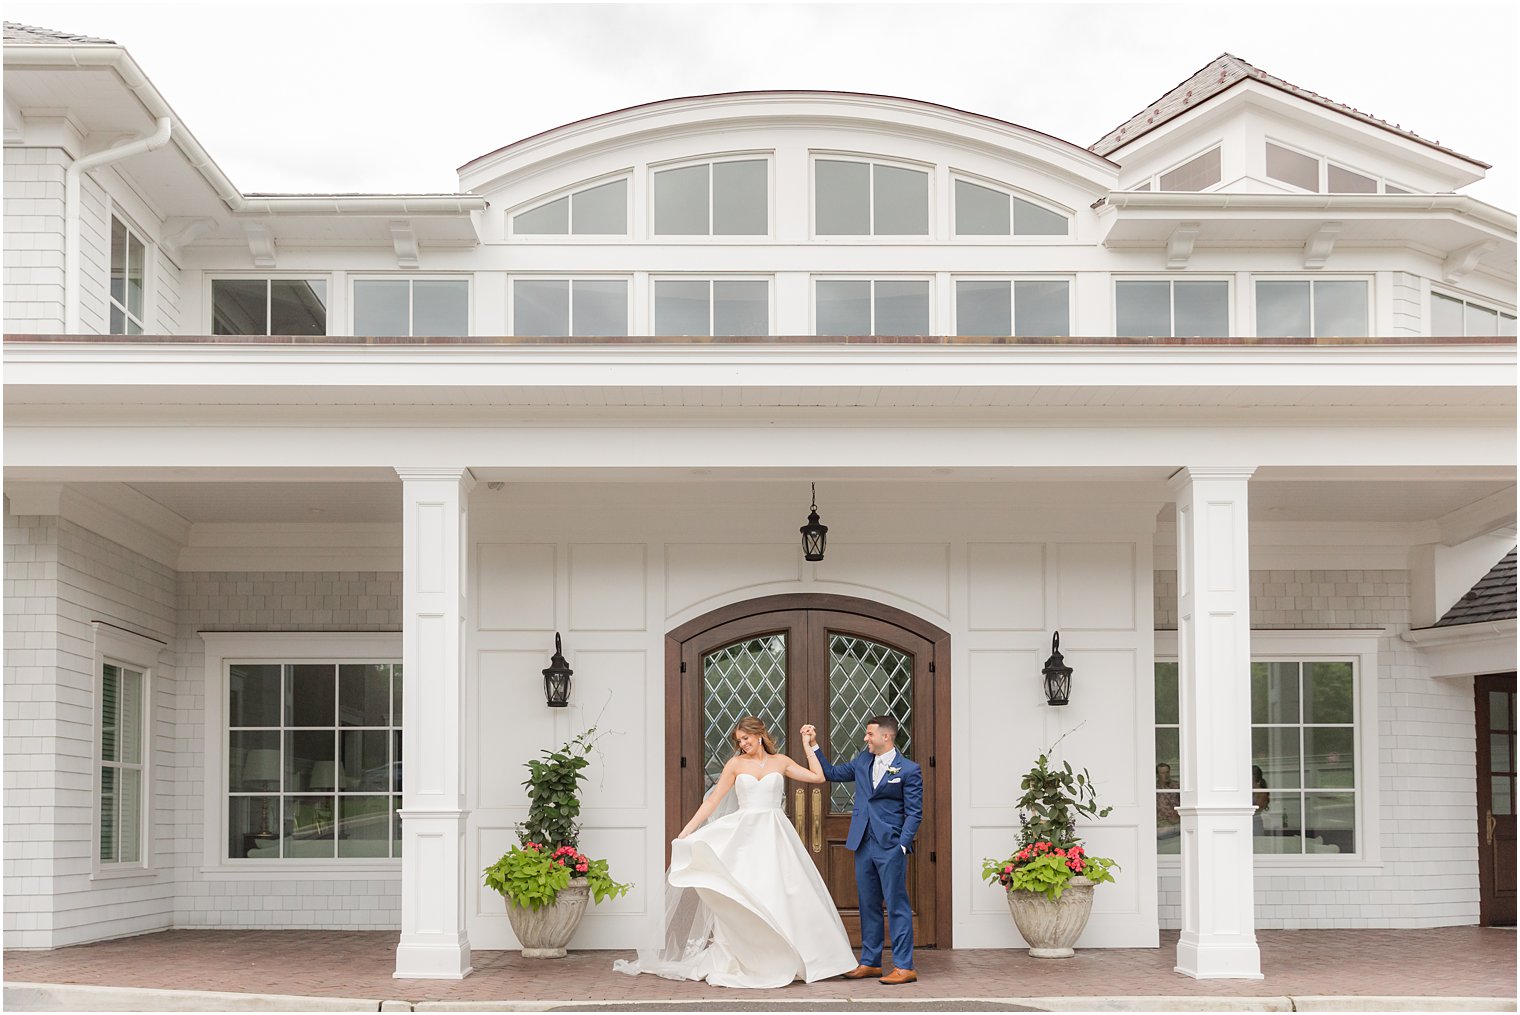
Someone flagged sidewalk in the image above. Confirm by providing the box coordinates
[3,927,1515,1011]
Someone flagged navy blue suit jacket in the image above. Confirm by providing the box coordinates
[813,747,923,853]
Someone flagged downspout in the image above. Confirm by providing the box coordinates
[63,115,171,333]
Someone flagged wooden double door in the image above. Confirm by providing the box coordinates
[665,594,952,949]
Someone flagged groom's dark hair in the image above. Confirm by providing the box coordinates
[867,714,899,740]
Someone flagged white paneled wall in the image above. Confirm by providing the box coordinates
[1153,568,1480,929]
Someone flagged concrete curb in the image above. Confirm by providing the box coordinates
[5,985,1516,1013]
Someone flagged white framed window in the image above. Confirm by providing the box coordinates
[1264,140,1398,194]
[653,278,770,336]
[1150,146,1223,193]
[1154,630,1380,866]
[511,277,630,336]
[93,622,163,875]
[814,277,931,336]
[1115,278,1230,337]
[954,278,1070,336]
[510,176,629,237]
[652,157,769,237]
[211,278,328,336]
[951,177,1068,236]
[109,214,148,334]
[1432,292,1517,337]
[202,633,402,872]
[352,278,469,337]
[813,156,930,236]
[1255,277,1369,337]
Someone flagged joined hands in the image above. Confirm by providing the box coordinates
[800,724,818,750]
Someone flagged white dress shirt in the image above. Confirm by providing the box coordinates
[871,748,897,788]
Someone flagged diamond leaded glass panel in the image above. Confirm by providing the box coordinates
[702,634,787,792]
[828,634,913,811]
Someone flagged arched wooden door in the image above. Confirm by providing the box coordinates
[665,594,952,949]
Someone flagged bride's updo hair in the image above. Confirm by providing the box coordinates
[731,715,778,756]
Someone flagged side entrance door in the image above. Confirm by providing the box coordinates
[666,594,952,949]
[1476,672,1516,925]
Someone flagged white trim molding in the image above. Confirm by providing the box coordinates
[1401,620,1517,679]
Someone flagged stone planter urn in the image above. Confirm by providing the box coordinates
[503,877,590,958]
[1005,876,1095,958]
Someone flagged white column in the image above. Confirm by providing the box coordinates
[1168,466,1262,980]
[394,467,475,979]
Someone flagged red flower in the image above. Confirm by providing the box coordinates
[576,863,589,873]
[1036,842,1050,852]
[1054,848,1067,857]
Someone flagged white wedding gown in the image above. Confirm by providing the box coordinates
[613,771,857,988]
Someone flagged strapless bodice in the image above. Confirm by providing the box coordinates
[733,771,784,810]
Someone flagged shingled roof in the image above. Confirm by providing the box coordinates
[1089,53,1488,168]
[3,22,115,45]
[1434,547,1518,627]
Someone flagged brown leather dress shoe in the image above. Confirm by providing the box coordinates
[842,964,883,979]
[879,967,918,984]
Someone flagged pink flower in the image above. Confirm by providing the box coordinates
[1055,848,1067,857]
[576,863,588,872]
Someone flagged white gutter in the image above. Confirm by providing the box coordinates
[63,114,171,333]
[1102,191,1517,234]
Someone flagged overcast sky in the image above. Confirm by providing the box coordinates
[8,1,1517,206]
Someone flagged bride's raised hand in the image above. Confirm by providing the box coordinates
[800,723,817,749]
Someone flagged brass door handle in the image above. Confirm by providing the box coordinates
[811,788,823,853]
[1486,809,1496,846]
[794,788,805,839]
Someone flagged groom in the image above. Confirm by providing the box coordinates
[802,716,922,985]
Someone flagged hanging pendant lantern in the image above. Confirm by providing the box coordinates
[1042,631,1072,706]
[799,483,828,562]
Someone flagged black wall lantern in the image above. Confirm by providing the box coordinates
[1042,631,1072,706]
[543,632,573,708]
[800,483,828,562]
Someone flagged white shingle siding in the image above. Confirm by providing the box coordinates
[2,149,67,333]
[77,176,109,335]
[1153,567,1480,930]
[1392,271,1422,336]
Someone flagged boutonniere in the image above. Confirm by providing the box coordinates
[887,765,902,775]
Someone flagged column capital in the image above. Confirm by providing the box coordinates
[1167,466,1257,493]
[394,467,477,490]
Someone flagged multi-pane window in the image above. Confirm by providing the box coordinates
[227,661,402,861]
[512,178,628,236]
[212,279,328,336]
[815,159,929,236]
[953,180,1068,236]
[512,278,628,336]
[816,279,929,336]
[1432,293,1518,337]
[654,279,769,336]
[1255,279,1368,337]
[653,160,768,236]
[1116,280,1229,337]
[1157,147,1222,192]
[109,215,147,334]
[353,279,469,337]
[1265,142,1390,194]
[1155,656,1360,856]
[100,661,145,865]
[955,279,1070,336]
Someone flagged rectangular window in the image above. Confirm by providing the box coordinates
[228,661,403,861]
[654,279,769,336]
[212,279,328,336]
[815,158,928,236]
[1433,292,1517,336]
[1255,279,1368,337]
[1158,148,1222,192]
[955,279,1070,336]
[1265,142,1320,191]
[1155,644,1368,858]
[513,178,628,236]
[100,662,145,864]
[109,215,147,334]
[1116,280,1229,337]
[512,278,628,336]
[953,179,1068,237]
[353,279,468,336]
[1327,164,1377,193]
[654,159,767,236]
[816,278,929,336]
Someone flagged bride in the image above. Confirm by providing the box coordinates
[613,716,857,988]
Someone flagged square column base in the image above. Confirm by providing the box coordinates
[1175,933,1263,980]
[395,935,473,979]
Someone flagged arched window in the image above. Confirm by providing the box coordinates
[952,179,1067,236]
[511,178,628,236]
